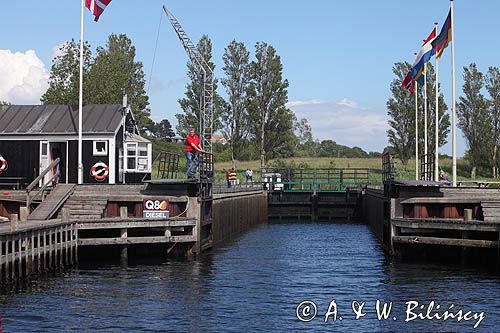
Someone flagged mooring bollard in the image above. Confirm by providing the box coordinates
[464,209,473,221]
[10,214,18,231]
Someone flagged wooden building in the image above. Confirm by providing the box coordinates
[0,104,152,187]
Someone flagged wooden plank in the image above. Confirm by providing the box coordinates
[78,235,196,246]
[28,184,75,221]
[392,219,499,232]
[77,219,197,229]
[393,235,498,248]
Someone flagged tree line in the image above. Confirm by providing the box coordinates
[387,61,500,179]
[38,33,381,167]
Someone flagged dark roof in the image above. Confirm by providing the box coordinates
[0,104,124,135]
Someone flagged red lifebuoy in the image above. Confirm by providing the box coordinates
[90,161,109,181]
[0,156,7,174]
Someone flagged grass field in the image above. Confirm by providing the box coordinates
[151,154,497,184]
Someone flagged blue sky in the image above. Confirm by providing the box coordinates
[1,1,499,156]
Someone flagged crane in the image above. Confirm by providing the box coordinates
[162,5,214,154]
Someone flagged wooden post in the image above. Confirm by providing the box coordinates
[20,207,29,222]
[0,236,3,284]
[48,229,53,270]
[464,209,472,221]
[11,236,15,281]
[37,231,41,273]
[120,207,128,267]
[43,230,47,272]
[10,214,18,232]
[18,234,22,280]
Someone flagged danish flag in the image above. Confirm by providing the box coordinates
[85,0,112,22]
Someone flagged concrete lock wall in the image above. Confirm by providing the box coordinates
[362,189,387,242]
[212,191,268,245]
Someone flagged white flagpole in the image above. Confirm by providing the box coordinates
[78,0,84,184]
[424,62,428,180]
[414,57,419,180]
[451,0,457,186]
[434,22,440,182]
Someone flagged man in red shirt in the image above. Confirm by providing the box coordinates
[185,126,204,178]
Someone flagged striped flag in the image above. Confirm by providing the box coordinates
[85,0,112,22]
[402,71,414,94]
[432,10,452,59]
[411,29,436,83]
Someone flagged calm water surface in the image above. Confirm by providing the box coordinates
[0,223,499,332]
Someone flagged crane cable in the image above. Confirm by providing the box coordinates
[147,10,163,96]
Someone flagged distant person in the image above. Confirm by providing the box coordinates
[245,168,253,183]
[229,167,238,187]
[225,169,231,188]
[185,126,204,178]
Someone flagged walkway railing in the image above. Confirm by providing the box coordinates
[26,158,60,210]
[261,167,373,192]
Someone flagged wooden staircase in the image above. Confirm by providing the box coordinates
[60,186,108,220]
[481,201,500,222]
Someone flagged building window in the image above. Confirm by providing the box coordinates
[126,143,136,170]
[124,142,150,172]
[93,141,108,156]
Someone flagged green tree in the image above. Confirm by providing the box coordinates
[486,66,500,177]
[0,101,11,106]
[87,34,150,129]
[146,119,175,140]
[247,42,293,168]
[41,40,92,105]
[458,63,492,178]
[221,40,250,166]
[386,62,415,169]
[176,35,223,136]
[295,118,313,145]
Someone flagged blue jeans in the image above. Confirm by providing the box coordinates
[186,152,199,178]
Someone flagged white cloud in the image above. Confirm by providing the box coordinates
[288,99,389,152]
[286,99,324,108]
[0,49,49,104]
[337,98,358,109]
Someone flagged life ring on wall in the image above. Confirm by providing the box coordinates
[0,156,7,174]
[90,161,109,181]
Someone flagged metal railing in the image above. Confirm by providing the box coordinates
[382,152,395,182]
[26,158,60,210]
[261,167,372,192]
[154,151,180,179]
[420,153,435,181]
[199,152,214,180]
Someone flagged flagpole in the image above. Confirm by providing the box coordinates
[434,22,440,182]
[414,51,419,181]
[424,62,428,180]
[78,0,85,184]
[415,80,419,180]
[450,0,457,186]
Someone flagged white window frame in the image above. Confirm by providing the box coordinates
[93,140,108,156]
[124,142,151,173]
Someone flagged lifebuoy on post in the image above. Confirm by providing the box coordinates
[90,161,109,181]
[0,156,7,174]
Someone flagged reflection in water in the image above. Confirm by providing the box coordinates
[0,223,498,332]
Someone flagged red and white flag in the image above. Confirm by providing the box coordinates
[85,0,112,22]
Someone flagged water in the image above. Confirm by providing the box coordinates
[1,223,499,332]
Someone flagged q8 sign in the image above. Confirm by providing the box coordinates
[143,199,169,219]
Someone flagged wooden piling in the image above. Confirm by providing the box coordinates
[120,207,128,266]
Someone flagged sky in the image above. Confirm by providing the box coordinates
[1,0,499,157]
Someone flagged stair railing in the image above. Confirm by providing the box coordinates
[26,158,60,210]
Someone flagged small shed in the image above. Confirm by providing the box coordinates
[0,104,152,187]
